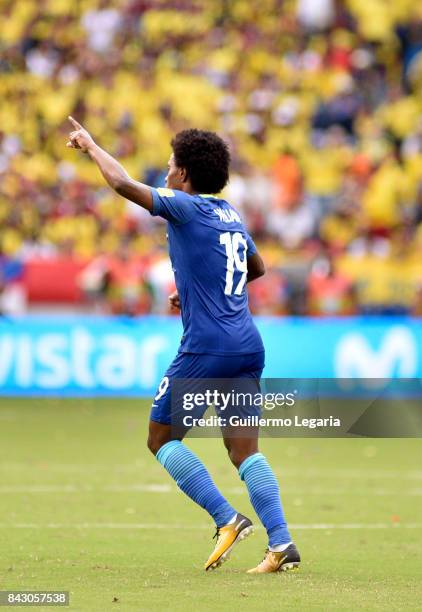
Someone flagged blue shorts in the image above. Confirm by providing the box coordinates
[150,351,265,426]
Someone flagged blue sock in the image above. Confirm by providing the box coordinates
[156,440,236,527]
[239,452,291,547]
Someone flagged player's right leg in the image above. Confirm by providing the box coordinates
[221,352,301,574]
[228,440,300,573]
[147,352,253,571]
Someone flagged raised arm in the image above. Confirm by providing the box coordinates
[66,116,153,212]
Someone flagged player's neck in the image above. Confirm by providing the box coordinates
[179,180,198,196]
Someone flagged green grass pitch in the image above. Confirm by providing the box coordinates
[0,398,421,611]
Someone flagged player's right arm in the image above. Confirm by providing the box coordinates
[66,116,153,212]
[247,251,265,283]
[245,233,265,283]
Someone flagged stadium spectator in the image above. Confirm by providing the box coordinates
[307,254,356,316]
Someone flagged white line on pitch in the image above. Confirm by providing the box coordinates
[0,484,172,493]
[0,523,421,530]
[1,464,422,480]
[1,484,422,497]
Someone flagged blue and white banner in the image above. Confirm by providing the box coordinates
[0,316,421,396]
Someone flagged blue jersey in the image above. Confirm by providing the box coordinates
[150,187,264,355]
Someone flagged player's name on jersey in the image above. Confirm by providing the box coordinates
[213,207,241,223]
[182,415,342,429]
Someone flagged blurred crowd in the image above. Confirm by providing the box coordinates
[1,0,422,316]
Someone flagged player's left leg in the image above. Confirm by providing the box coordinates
[148,419,238,532]
[148,352,253,571]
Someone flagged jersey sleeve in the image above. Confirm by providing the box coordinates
[246,233,257,256]
[150,188,197,225]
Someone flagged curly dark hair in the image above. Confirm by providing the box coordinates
[171,129,230,194]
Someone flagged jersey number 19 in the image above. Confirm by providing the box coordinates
[220,232,248,296]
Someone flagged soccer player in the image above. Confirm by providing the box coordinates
[66,116,300,574]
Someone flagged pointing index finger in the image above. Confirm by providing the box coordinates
[68,116,82,130]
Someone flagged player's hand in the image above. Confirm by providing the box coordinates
[168,290,181,311]
[66,116,95,153]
